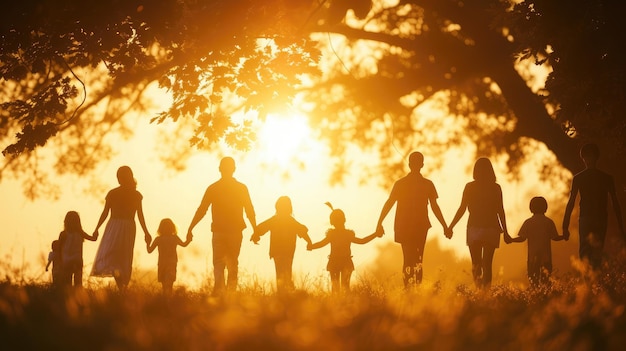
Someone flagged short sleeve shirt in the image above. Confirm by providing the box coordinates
[106,186,143,220]
[155,235,181,266]
[390,172,438,240]
[256,215,308,258]
[518,214,559,266]
[197,177,255,233]
[572,168,615,222]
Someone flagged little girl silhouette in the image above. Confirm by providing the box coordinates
[147,218,192,294]
[308,202,381,293]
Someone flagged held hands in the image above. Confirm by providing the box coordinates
[92,230,99,240]
[375,226,385,238]
[375,224,385,238]
[306,242,313,251]
[444,226,453,239]
[503,231,513,244]
[250,233,260,245]
[562,228,570,241]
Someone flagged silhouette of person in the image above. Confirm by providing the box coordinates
[511,196,564,287]
[309,203,381,294]
[91,166,152,290]
[376,151,448,288]
[46,239,63,287]
[251,196,312,293]
[563,143,625,270]
[187,157,256,295]
[447,157,512,289]
[58,211,97,288]
[147,218,192,294]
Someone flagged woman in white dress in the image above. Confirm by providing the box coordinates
[91,166,152,289]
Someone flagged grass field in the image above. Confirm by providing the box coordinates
[2,262,626,351]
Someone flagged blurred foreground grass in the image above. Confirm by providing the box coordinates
[2,264,626,351]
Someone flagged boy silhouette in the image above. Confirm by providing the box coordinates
[511,196,563,286]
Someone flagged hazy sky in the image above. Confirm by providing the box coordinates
[0,108,578,290]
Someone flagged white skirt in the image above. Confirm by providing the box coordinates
[91,219,136,284]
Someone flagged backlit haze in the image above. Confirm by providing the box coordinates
[0,97,581,291]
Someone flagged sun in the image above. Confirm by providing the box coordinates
[255,113,321,167]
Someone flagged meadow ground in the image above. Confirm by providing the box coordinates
[2,263,626,351]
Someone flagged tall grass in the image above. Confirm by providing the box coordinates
[1,260,626,351]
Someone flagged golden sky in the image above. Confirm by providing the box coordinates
[0,107,579,291]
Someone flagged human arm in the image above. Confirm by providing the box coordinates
[353,232,379,244]
[243,186,257,232]
[187,189,210,238]
[608,179,626,241]
[562,179,579,241]
[179,234,192,247]
[81,230,98,241]
[297,224,313,247]
[376,192,396,235]
[136,199,152,245]
[429,196,449,238]
[447,187,469,238]
[147,237,157,253]
[510,221,526,243]
[548,218,565,241]
[250,218,270,244]
[93,198,111,239]
[308,237,330,250]
[496,186,512,244]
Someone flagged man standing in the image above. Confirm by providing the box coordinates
[563,143,625,270]
[376,151,448,287]
[188,157,256,294]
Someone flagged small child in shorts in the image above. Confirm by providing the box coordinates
[511,196,564,286]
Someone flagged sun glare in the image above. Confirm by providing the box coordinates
[256,113,320,166]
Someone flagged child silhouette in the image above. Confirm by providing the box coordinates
[511,197,564,286]
[147,218,192,294]
[251,196,312,293]
[308,203,381,294]
[46,240,63,287]
[58,211,97,288]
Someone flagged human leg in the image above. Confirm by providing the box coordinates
[274,255,294,292]
[401,241,419,288]
[578,219,607,271]
[224,231,243,291]
[71,260,84,288]
[212,232,227,294]
[162,281,174,295]
[340,269,353,293]
[330,271,340,294]
[468,244,483,287]
[481,246,496,287]
[527,258,540,287]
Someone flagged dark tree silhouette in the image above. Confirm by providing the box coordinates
[2,0,625,198]
[1,0,321,197]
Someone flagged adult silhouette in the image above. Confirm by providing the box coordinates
[376,151,448,288]
[563,143,625,270]
[187,157,256,295]
[91,166,152,290]
[447,157,512,289]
